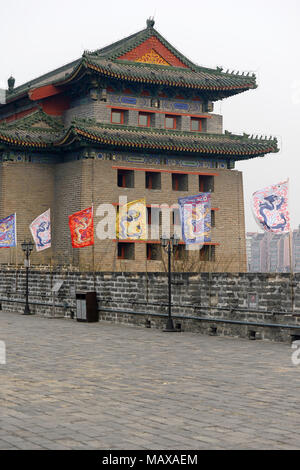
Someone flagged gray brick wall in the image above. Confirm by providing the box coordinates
[206,114,223,134]
[53,161,82,265]
[1,269,300,342]
[64,91,223,133]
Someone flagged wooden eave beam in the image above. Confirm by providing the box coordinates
[29,84,63,101]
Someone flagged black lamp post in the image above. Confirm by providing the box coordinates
[160,234,179,332]
[21,240,34,315]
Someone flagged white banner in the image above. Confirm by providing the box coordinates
[30,209,51,251]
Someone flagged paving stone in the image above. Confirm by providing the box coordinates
[1,311,300,450]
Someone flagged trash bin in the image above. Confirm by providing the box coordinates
[76,291,98,322]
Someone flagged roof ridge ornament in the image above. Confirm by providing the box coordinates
[8,76,15,92]
[146,17,155,28]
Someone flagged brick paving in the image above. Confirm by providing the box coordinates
[1,311,300,450]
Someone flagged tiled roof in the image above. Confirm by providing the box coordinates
[0,128,58,148]
[4,109,63,131]
[81,57,256,95]
[3,60,79,103]
[0,115,279,159]
[89,24,201,69]
[0,104,279,160]
[3,21,256,103]
[55,120,279,160]
[0,110,64,148]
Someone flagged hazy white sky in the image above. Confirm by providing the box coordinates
[1,0,299,232]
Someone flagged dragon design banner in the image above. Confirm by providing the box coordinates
[178,193,211,245]
[69,207,94,248]
[116,199,147,240]
[30,209,51,251]
[251,181,290,233]
[0,213,17,248]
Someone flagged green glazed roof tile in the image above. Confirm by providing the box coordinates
[54,120,279,160]
[3,23,256,103]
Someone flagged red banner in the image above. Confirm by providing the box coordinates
[68,207,94,248]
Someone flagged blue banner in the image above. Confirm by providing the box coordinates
[178,194,211,245]
[0,213,17,248]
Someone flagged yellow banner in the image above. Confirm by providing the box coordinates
[116,199,147,240]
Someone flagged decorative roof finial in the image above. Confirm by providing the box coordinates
[147,17,155,28]
[8,76,15,92]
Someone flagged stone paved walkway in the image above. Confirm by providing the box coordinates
[0,311,300,450]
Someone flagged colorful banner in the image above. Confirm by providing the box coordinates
[178,193,211,245]
[251,180,290,233]
[68,206,94,248]
[30,209,51,251]
[116,199,147,240]
[0,213,17,248]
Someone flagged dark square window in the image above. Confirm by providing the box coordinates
[147,243,162,261]
[172,173,188,191]
[199,175,214,192]
[117,242,135,260]
[117,169,134,188]
[200,245,215,262]
[138,112,151,127]
[111,110,124,124]
[145,172,161,190]
[175,245,187,261]
[191,118,202,132]
[165,115,176,129]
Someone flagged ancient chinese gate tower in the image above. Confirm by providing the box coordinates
[0,19,278,271]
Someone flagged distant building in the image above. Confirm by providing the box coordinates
[293,228,300,272]
[247,227,300,272]
[247,232,268,272]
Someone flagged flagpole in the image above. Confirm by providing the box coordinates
[15,230,18,293]
[289,229,295,313]
[92,203,96,290]
[14,213,18,290]
[92,157,96,289]
[285,177,294,312]
[289,231,293,274]
[15,212,17,268]
[15,213,17,269]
